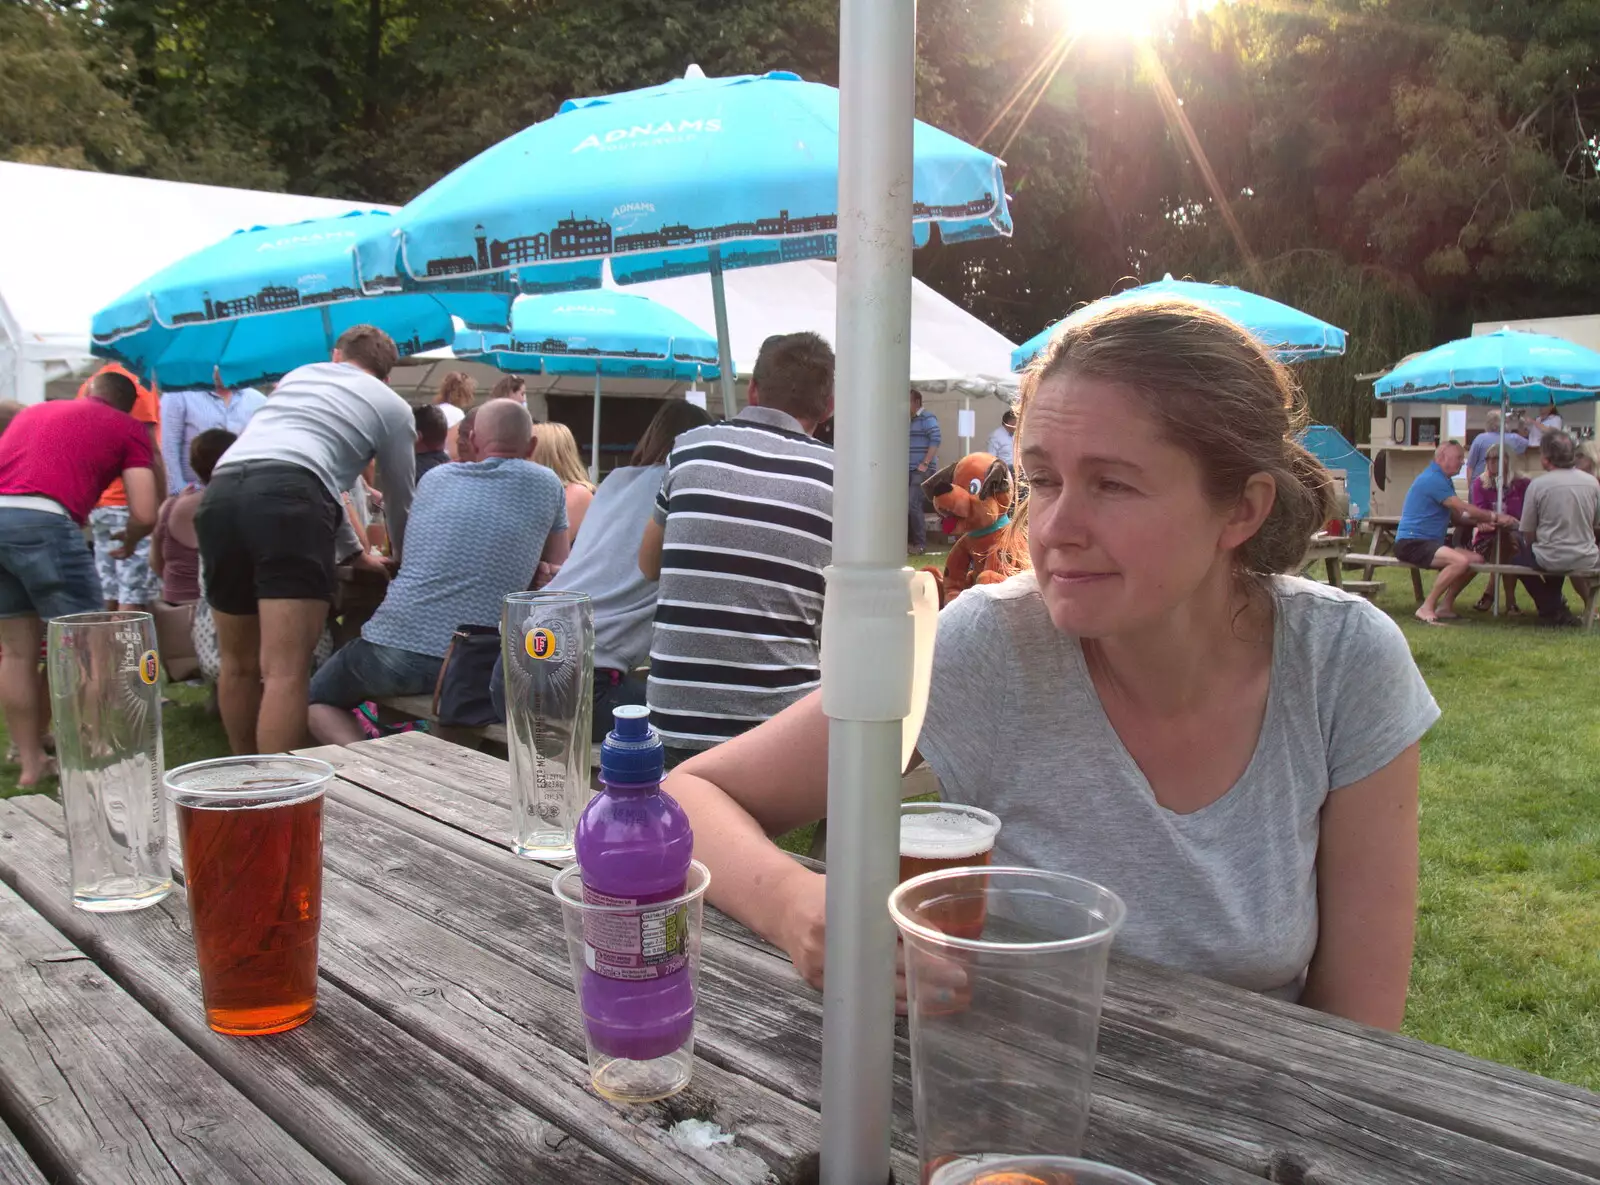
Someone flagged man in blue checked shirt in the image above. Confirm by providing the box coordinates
[908,389,942,553]
[160,373,267,494]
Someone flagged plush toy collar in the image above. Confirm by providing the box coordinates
[966,513,1011,540]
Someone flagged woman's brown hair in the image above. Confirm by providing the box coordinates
[435,371,477,410]
[631,399,715,467]
[1017,297,1334,579]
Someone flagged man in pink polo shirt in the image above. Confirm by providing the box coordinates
[0,370,159,784]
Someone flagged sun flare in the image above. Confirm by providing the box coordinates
[1058,0,1233,40]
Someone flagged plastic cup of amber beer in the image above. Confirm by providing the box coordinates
[925,1155,1154,1185]
[900,803,1001,936]
[167,756,334,1036]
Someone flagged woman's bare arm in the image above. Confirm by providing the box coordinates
[1301,743,1420,1030]
[665,691,833,984]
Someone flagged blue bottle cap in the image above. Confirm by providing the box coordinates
[600,705,664,785]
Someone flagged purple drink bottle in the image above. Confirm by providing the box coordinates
[574,705,695,1061]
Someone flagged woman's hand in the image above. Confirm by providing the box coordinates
[772,870,828,991]
[770,871,925,1015]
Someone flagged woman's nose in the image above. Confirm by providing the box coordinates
[1033,489,1089,548]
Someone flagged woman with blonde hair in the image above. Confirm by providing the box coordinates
[434,371,477,458]
[662,298,1439,1031]
[533,420,596,538]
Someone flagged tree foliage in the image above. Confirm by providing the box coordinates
[6,0,1599,437]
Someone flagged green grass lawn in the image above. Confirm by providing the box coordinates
[1,562,1594,1091]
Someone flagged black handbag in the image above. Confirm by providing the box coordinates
[432,625,502,728]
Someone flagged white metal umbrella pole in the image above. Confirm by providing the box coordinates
[708,246,737,416]
[819,0,916,1180]
[590,370,603,483]
[1493,391,1508,616]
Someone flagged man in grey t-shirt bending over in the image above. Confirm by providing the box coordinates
[196,324,416,754]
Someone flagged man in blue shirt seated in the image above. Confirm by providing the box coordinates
[1395,440,1517,624]
[305,399,570,743]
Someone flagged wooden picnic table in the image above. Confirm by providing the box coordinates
[1,732,1597,1185]
[1361,516,1403,573]
[1301,531,1350,590]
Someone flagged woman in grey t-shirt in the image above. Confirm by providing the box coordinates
[663,299,1438,1029]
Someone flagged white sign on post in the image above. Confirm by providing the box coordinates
[685,389,707,409]
[1446,408,1467,441]
[957,408,976,439]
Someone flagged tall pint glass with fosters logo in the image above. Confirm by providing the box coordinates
[503,591,594,861]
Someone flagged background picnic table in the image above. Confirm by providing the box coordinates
[0,732,1596,1184]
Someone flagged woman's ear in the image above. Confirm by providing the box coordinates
[1220,472,1277,551]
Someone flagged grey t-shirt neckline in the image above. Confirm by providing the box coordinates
[1061,597,1284,824]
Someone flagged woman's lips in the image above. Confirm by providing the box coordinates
[1050,570,1116,586]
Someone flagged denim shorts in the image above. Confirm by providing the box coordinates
[0,509,104,620]
[308,637,441,709]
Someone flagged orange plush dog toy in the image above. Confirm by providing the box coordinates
[921,451,1020,604]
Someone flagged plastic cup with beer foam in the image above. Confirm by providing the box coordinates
[898,802,1003,1013]
[890,868,1125,1177]
[167,756,333,1036]
[925,1154,1154,1185]
[899,802,1001,886]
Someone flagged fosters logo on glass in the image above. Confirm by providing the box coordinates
[525,622,569,662]
[139,649,160,685]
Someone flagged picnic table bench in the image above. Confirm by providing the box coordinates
[1298,532,1383,599]
[2,731,1596,1184]
[1346,551,1600,626]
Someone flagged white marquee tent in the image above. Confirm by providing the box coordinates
[0,162,1018,454]
[0,161,389,403]
[394,259,1020,454]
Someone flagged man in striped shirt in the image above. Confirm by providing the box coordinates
[639,332,835,762]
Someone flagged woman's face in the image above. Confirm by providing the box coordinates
[1019,374,1264,638]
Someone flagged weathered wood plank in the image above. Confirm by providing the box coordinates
[304,741,798,962]
[1104,958,1600,1177]
[156,770,832,1184]
[325,737,1600,1185]
[0,881,339,1185]
[0,1118,48,1184]
[0,799,643,1185]
[314,802,860,1185]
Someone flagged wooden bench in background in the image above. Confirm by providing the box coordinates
[1346,553,1600,626]
[373,694,508,751]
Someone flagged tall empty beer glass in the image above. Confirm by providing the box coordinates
[890,868,1126,1182]
[47,611,171,912]
[168,756,332,1036]
[503,591,594,860]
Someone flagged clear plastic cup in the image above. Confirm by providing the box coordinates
[502,591,594,861]
[168,756,332,1036]
[48,611,171,912]
[926,1155,1154,1184]
[889,868,1126,1176]
[551,861,709,1103]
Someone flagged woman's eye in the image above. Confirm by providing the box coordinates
[1098,478,1132,494]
